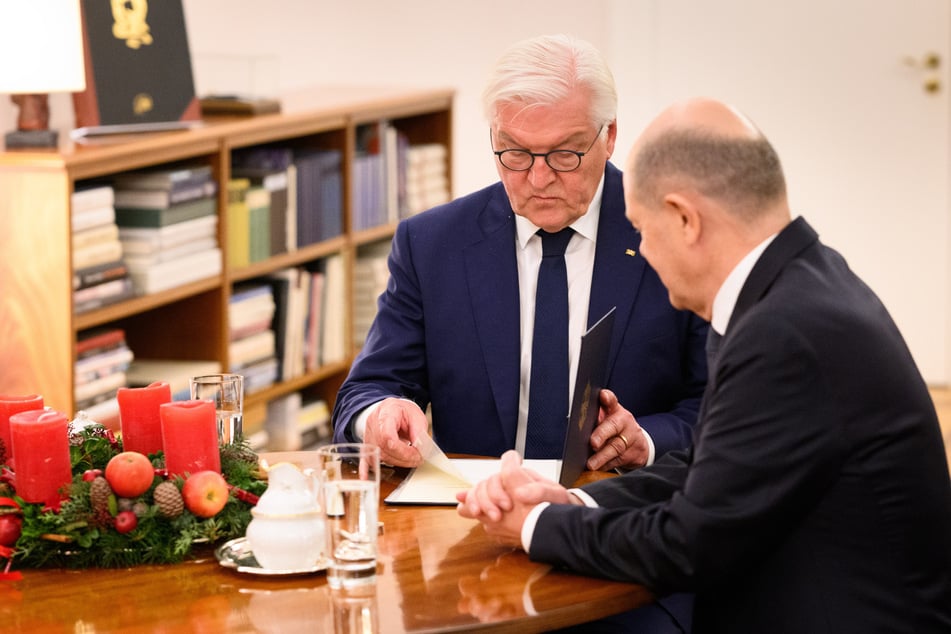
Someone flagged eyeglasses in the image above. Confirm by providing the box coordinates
[492,126,605,172]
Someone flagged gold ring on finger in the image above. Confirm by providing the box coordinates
[618,433,629,449]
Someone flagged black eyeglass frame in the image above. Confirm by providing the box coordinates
[491,125,606,172]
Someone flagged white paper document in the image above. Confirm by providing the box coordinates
[385,457,561,506]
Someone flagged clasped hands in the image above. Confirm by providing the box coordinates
[365,389,649,471]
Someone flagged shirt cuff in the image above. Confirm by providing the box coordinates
[642,427,656,466]
[521,490,600,553]
[352,401,384,441]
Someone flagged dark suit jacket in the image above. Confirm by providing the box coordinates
[531,217,951,633]
[332,163,709,458]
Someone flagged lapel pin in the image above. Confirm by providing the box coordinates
[625,249,636,257]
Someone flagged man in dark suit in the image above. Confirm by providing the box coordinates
[458,97,951,632]
[332,34,708,474]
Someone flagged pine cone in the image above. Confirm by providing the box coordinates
[89,476,111,514]
[153,481,184,518]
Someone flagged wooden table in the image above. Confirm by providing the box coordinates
[3,455,651,633]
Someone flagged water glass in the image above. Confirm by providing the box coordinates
[190,373,243,444]
[317,443,381,589]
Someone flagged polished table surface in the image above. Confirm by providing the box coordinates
[4,453,651,633]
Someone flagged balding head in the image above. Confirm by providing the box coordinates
[621,98,791,321]
[627,98,788,226]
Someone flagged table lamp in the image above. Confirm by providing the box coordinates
[0,0,86,149]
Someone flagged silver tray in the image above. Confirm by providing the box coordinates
[215,537,327,576]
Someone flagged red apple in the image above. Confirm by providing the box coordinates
[82,468,103,482]
[105,452,155,498]
[0,514,22,546]
[114,510,137,534]
[181,471,229,518]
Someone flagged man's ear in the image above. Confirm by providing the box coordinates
[662,192,702,245]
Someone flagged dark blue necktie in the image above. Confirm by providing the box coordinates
[525,228,574,458]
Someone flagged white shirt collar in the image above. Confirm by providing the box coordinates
[710,232,778,335]
[515,175,604,248]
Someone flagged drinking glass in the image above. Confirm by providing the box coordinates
[317,443,381,589]
[189,374,243,444]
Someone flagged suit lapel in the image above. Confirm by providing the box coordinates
[465,188,521,445]
[589,165,646,376]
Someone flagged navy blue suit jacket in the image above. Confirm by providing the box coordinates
[332,163,708,458]
[531,218,951,632]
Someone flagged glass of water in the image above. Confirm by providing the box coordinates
[317,443,381,589]
[189,373,244,445]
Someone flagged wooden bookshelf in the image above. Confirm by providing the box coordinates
[0,85,453,442]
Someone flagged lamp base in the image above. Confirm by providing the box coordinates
[4,128,59,148]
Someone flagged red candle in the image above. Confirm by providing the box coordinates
[9,408,72,506]
[0,394,44,468]
[160,400,220,476]
[117,382,171,456]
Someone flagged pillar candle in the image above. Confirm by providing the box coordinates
[0,394,44,468]
[117,382,171,456]
[160,400,220,476]
[9,408,72,506]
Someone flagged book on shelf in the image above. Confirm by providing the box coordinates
[125,358,222,401]
[72,184,115,214]
[74,369,127,407]
[228,329,276,372]
[72,237,124,271]
[321,254,347,365]
[73,259,129,291]
[200,95,282,116]
[72,0,200,138]
[73,276,135,314]
[405,143,450,217]
[76,327,127,358]
[113,164,213,190]
[227,178,251,268]
[122,237,217,270]
[303,268,325,372]
[298,399,332,449]
[232,165,290,257]
[118,214,217,255]
[353,242,391,347]
[127,247,222,295]
[246,186,271,263]
[71,204,116,233]
[237,356,278,394]
[268,267,309,381]
[266,392,302,451]
[114,178,217,210]
[292,149,342,246]
[74,343,134,385]
[229,283,276,340]
[114,196,215,228]
[72,223,119,251]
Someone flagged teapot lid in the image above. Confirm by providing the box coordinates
[255,461,320,515]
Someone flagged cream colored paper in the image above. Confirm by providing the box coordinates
[385,458,561,505]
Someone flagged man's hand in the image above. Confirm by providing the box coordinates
[587,389,650,471]
[456,450,574,547]
[363,398,429,467]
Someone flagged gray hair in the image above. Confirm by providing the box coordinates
[633,131,787,221]
[482,34,617,130]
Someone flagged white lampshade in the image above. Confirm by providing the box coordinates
[0,0,86,94]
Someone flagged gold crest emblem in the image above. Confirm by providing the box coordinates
[111,0,154,49]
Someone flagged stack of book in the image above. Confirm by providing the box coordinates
[405,143,450,217]
[352,241,391,347]
[265,393,331,451]
[71,184,134,313]
[112,164,222,294]
[228,282,278,394]
[74,327,132,416]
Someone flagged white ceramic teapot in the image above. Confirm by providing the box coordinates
[245,462,325,570]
